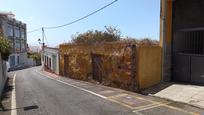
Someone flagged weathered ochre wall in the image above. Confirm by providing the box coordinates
[60,42,133,89]
[60,42,162,90]
[136,46,162,89]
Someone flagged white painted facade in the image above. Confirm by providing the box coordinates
[43,47,59,75]
[0,13,28,69]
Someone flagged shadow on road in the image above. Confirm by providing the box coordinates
[0,78,13,111]
[141,82,174,95]
[0,77,39,112]
[1,105,39,112]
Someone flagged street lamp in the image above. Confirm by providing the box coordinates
[38,27,45,69]
[38,38,41,45]
[38,38,44,68]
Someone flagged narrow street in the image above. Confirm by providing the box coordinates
[1,67,204,115]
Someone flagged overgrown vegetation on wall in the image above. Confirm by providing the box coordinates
[69,26,159,46]
[0,34,11,60]
[71,26,121,44]
[59,26,161,90]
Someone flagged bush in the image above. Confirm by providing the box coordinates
[71,26,121,44]
[27,52,41,61]
[0,34,11,60]
[121,37,159,46]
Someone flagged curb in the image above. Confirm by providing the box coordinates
[148,94,204,110]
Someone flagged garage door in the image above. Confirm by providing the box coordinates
[173,30,204,85]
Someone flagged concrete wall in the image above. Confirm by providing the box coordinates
[0,53,7,97]
[136,46,162,89]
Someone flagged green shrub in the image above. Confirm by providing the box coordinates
[0,34,11,60]
[71,26,121,44]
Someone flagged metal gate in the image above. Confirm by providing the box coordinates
[191,56,204,84]
[91,54,102,83]
[173,53,191,82]
[64,55,69,77]
[173,30,204,85]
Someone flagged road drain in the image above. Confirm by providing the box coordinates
[24,105,39,111]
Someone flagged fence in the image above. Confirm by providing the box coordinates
[59,42,162,91]
[0,53,7,98]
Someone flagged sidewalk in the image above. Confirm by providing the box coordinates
[39,69,204,114]
[142,82,204,109]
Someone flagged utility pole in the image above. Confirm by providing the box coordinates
[42,27,45,47]
[42,27,45,66]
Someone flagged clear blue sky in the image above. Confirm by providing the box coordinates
[0,0,160,47]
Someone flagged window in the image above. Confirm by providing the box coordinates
[14,27,20,38]
[15,40,20,52]
[21,29,25,39]
[6,24,13,37]
[9,41,14,51]
[21,40,25,51]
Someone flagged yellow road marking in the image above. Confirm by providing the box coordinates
[133,102,172,113]
[108,98,134,109]
[108,93,172,110]
[133,102,199,115]
[133,102,170,110]
[163,105,200,115]
[37,70,201,115]
[128,94,167,104]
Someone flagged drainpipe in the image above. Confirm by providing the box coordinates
[161,0,167,82]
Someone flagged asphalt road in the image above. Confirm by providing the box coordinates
[13,67,136,115]
[1,67,204,115]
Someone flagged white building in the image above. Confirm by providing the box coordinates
[43,47,59,75]
[0,13,27,69]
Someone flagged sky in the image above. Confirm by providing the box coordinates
[0,0,160,47]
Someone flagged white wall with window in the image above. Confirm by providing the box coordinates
[44,47,59,75]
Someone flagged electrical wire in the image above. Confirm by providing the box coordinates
[44,0,119,29]
[26,0,119,42]
[27,27,42,34]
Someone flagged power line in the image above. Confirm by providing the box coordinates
[44,0,119,29]
[27,27,42,33]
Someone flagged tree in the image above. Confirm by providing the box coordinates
[71,26,121,44]
[0,34,11,60]
[27,52,41,65]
